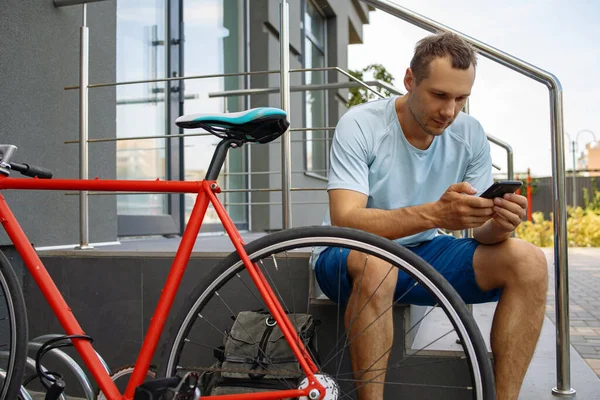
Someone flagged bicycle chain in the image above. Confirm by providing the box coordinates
[179,365,307,377]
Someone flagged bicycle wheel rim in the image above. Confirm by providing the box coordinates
[0,251,28,400]
[162,227,494,399]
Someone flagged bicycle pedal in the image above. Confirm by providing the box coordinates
[168,371,201,400]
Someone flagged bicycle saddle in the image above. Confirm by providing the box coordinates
[175,107,289,144]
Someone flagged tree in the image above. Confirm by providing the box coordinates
[347,63,396,108]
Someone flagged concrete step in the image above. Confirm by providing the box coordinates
[410,302,600,399]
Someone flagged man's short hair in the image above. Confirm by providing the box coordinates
[410,32,477,84]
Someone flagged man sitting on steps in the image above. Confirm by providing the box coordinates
[311,31,548,400]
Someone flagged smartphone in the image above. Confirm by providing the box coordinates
[479,180,523,199]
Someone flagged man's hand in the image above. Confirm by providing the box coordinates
[433,182,495,230]
[489,192,527,233]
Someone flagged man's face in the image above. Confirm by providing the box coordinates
[405,57,475,136]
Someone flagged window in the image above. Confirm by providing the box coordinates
[303,0,328,178]
[116,0,168,217]
[116,0,246,235]
[183,0,245,230]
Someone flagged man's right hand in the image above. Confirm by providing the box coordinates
[433,182,495,230]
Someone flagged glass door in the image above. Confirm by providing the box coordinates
[116,0,247,236]
[116,0,178,235]
[182,0,246,232]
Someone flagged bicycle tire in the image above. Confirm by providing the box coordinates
[0,250,28,400]
[159,226,495,399]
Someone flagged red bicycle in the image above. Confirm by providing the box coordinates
[0,107,494,399]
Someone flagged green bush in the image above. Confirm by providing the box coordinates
[516,212,554,247]
[515,206,600,247]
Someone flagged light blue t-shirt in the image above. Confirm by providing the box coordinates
[311,96,493,267]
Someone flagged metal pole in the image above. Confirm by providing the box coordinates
[486,134,514,180]
[361,0,575,396]
[357,0,573,395]
[550,91,575,396]
[279,0,292,229]
[572,141,577,208]
[76,4,93,250]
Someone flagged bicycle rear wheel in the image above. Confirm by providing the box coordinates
[0,250,28,399]
[160,226,495,399]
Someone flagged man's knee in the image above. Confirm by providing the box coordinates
[503,239,548,291]
[347,251,398,305]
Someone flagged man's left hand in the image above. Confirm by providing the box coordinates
[491,193,527,232]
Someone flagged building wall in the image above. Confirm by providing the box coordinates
[0,0,117,247]
[580,142,600,176]
[248,0,370,231]
[0,0,371,245]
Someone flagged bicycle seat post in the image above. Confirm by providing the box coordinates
[205,138,243,181]
[0,145,18,176]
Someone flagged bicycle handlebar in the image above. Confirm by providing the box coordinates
[10,162,53,179]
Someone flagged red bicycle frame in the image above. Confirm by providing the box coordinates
[0,175,322,400]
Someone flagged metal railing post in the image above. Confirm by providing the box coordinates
[486,134,514,180]
[77,4,92,250]
[359,0,572,395]
[55,0,100,249]
[280,0,292,229]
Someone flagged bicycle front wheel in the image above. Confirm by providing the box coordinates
[0,250,28,400]
[160,226,495,399]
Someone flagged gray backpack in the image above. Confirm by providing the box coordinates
[201,310,319,396]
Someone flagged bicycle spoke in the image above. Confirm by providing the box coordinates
[162,228,493,399]
[211,291,276,365]
[404,304,439,338]
[193,314,299,388]
[334,356,462,377]
[320,280,420,371]
[337,377,472,391]
[334,247,343,379]
[283,253,297,316]
[259,258,292,317]
[330,254,368,377]
[235,272,266,309]
[343,329,457,398]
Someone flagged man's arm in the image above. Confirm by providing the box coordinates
[329,189,438,240]
[330,182,495,240]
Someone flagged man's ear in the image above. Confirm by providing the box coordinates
[404,68,414,92]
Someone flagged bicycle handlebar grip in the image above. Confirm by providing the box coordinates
[10,162,53,179]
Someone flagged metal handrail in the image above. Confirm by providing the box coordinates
[64,69,282,90]
[54,0,107,6]
[280,0,292,228]
[487,134,514,180]
[207,79,402,98]
[358,0,571,395]
[65,58,385,234]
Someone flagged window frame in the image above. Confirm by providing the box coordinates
[302,0,329,180]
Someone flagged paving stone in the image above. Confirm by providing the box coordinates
[546,249,600,376]
[574,327,597,335]
[570,320,589,326]
[574,345,598,354]
[583,354,600,359]
[584,359,600,374]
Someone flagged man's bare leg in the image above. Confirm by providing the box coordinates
[345,251,398,400]
[473,239,548,400]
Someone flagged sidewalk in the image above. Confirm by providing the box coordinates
[543,247,600,377]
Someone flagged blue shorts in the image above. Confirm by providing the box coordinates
[314,235,501,306]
